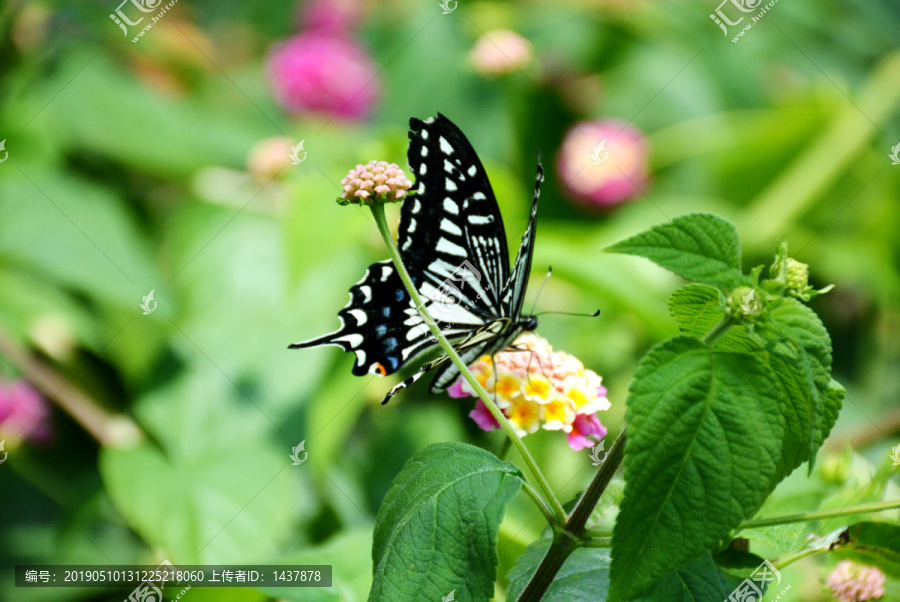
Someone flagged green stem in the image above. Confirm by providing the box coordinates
[522,483,557,527]
[772,547,823,571]
[701,316,735,346]
[517,427,627,602]
[369,203,566,524]
[583,537,612,548]
[738,499,900,530]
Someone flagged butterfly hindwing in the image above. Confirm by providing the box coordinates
[502,155,543,316]
[289,260,474,377]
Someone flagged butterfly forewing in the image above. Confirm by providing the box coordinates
[400,115,509,319]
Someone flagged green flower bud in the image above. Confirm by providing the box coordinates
[726,286,763,321]
[785,258,810,298]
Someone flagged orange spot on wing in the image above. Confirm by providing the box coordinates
[374,362,387,376]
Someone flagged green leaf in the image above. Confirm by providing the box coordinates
[667,284,756,351]
[816,379,845,451]
[633,552,739,601]
[751,297,834,468]
[507,543,738,602]
[100,368,304,564]
[369,442,523,602]
[506,538,610,601]
[736,522,806,552]
[257,531,373,602]
[605,213,745,288]
[834,521,900,578]
[610,337,786,600]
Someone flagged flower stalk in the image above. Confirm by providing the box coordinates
[738,499,900,530]
[516,427,627,602]
[368,202,567,525]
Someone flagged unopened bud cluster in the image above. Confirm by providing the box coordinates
[338,161,412,205]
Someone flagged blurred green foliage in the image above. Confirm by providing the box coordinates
[1,0,899,600]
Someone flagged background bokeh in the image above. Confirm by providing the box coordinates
[1,0,899,600]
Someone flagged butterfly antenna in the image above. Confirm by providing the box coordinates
[529,266,553,316]
[536,309,602,318]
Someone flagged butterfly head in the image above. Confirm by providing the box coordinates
[521,315,539,332]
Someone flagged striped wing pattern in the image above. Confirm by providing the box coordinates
[291,114,542,403]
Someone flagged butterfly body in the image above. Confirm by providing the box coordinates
[291,114,543,403]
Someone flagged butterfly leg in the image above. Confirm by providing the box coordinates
[381,355,450,405]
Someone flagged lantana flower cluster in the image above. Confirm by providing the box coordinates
[827,561,886,602]
[339,161,412,204]
[448,333,610,451]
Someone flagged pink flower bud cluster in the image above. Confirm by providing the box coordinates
[339,161,412,204]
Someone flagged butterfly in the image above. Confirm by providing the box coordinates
[290,114,543,404]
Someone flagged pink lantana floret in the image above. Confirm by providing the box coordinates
[469,400,501,431]
[567,413,608,451]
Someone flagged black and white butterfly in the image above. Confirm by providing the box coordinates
[290,114,543,404]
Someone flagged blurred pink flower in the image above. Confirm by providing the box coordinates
[556,120,649,209]
[827,561,885,602]
[0,380,52,444]
[470,29,533,76]
[267,32,380,120]
[300,0,363,34]
[246,136,294,180]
